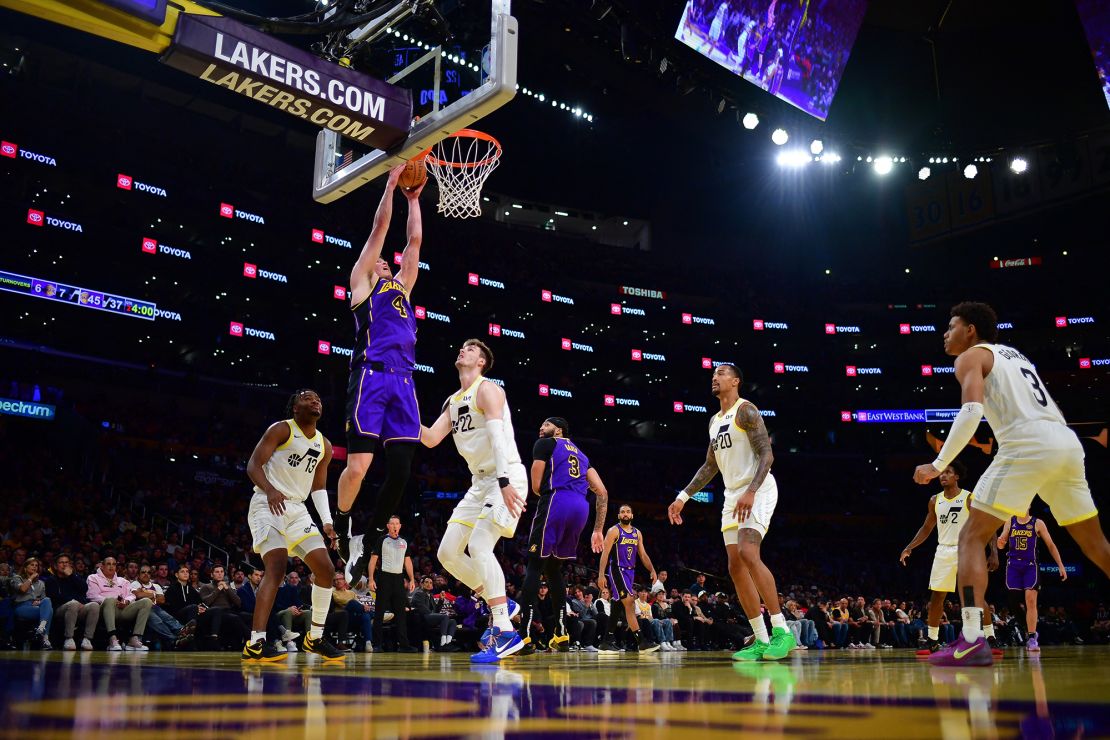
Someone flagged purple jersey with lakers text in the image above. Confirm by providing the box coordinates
[1007,516,1038,567]
[547,438,590,496]
[351,278,416,371]
[615,526,640,569]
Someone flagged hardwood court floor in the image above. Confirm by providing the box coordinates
[1,647,1108,738]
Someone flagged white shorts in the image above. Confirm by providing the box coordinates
[447,463,527,538]
[722,474,778,545]
[971,428,1098,527]
[248,493,325,559]
[929,545,959,593]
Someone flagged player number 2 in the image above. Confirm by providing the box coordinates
[391,295,408,318]
[1020,368,1048,407]
[568,455,581,478]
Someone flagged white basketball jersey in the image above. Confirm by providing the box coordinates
[975,343,1066,445]
[935,489,972,546]
[253,420,325,502]
[447,377,521,476]
[709,398,763,490]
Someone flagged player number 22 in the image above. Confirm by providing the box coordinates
[1020,368,1048,407]
[567,455,581,478]
[391,295,408,318]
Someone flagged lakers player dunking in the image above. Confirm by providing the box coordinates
[419,339,528,663]
[334,166,426,573]
[597,505,660,653]
[900,461,1000,655]
[668,364,796,661]
[914,302,1110,666]
[243,390,345,662]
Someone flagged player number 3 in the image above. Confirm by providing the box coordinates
[568,454,581,478]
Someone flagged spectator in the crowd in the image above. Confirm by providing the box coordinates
[566,586,598,651]
[532,583,557,647]
[165,564,205,626]
[43,552,99,650]
[11,558,54,649]
[452,588,487,651]
[333,572,372,652]
[784,598,817,649]
[123,561,140,584]
[830,597,851,647]
[412,576,457,651]
[132,564,194,649]
[1091,603,1110,644]
[197,564,248,648]
[689,573,708,596]
[274,572,308,652]
[587,589,611,647]
[651,589,681,650]
[651,570,669,595]
[152,564,172,589]
[869,598,893,648]
[847,596,873,649]
[86,557,151,651]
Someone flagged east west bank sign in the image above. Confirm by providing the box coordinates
[162,15,412,150]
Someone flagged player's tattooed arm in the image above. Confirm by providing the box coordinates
[736,403,774,494]
[681,443,720,494]
[586,467,608,532]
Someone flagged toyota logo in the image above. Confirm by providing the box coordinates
[220,203,234,217]
[27,210,43,224]
[1,143,15,156]
[117,175,132,189]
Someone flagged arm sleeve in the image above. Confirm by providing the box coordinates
[485,418,512,478]
[932,402,984,469]
[310,489,333,525]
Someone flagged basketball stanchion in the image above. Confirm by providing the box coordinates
[423,129,502,219]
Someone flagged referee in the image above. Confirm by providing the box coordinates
[368,515,417,652]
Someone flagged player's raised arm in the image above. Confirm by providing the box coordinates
[397,181,426,294]
[901,494,939,565]
[914,349,988,484]
[668,443,719,525]
[596,526,618,591]
[586,467,608,553]
[1036,519,1069,581]
[350,166,403,306]
[247,422,292,516]
[638,532,657,583]
[309,438,335,541]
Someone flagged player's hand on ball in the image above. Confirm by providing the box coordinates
[386,164,405,187]
[733,491,755,522]
[913,464,941,484]
[667,500,685,525]
[267,489,286,516]
[501,485,525,517]
[591,530,604,553]
[402,179,426,200]
[899,549,911,566]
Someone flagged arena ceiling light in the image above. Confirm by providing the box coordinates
[918,166,931,180]
[742,112,759,130]
[1010,157,1028,174]
[821,152,841,164]
[776,150,811,168]
[771,128,789,145]
[963,164,978,179]
[873,156,893,175]
[810,139,823,155]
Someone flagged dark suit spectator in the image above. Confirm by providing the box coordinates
[44,553,99,650]
[197,565,248,647]
[412,576,457,650]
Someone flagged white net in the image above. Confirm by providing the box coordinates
[424,130,502,219]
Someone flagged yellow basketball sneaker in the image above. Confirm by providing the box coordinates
[549,633,571,652]
[302,633,347,661]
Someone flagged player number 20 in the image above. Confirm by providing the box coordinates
[567,454,581,478]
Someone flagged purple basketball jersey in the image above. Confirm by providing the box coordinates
[352,278,416,371]
[1007,516,1038,567]
[616,526,640,569]
[549,439,590,496]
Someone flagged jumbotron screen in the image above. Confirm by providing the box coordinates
[674,0,869,121]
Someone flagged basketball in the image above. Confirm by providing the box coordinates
[399,156,428,191]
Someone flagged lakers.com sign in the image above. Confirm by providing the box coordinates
[162,15,412,150]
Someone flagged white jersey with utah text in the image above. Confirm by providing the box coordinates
[709,398,762,490]
[252,419,325,503]
[935,489,972,547]
[974,343,1067,446]
[447,377,522,476]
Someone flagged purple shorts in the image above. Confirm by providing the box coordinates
[345,365,420,450]
[528,490,589,560]
[607,565,635,600]
[1006,563,1039,591]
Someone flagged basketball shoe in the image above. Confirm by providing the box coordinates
[763,626,796,660]
[928,635,993,667]
[471,627,524,664]
[242,638,287,663]
[1026,633,1040,653]
[302,633,347,661]
[549,633,570,652]
[733,640,769,662]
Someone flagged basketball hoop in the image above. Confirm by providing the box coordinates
[424,129,502,219]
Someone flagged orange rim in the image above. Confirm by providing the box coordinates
[424,129,503,169]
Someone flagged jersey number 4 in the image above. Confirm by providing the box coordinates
[1020,367,1048,407]
[391,295,408,318]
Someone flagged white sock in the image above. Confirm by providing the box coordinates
[749,617,769,644]
[983,624,995,639]
[928,625,940,641]
[491,602,513,631]
[769,612,787,631]
[440,635,447,646]
[310,584,332,639]
[961,607,984,642]
[251,631,266,644]
[38,620,47,632]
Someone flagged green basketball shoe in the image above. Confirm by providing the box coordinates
[763,626,796,660]
[732,639,769,661]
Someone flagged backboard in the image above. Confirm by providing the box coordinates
[311,0,517,203]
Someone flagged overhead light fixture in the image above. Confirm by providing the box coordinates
[742,113,759,130]
[771,128,788,145]
[873,156,893,175]
[822,153,841,164]
[810,139,823,155]
[1010,157,1028,174]
[918,167,931,180]
[776,150,811,168]
[963,164,978,179]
